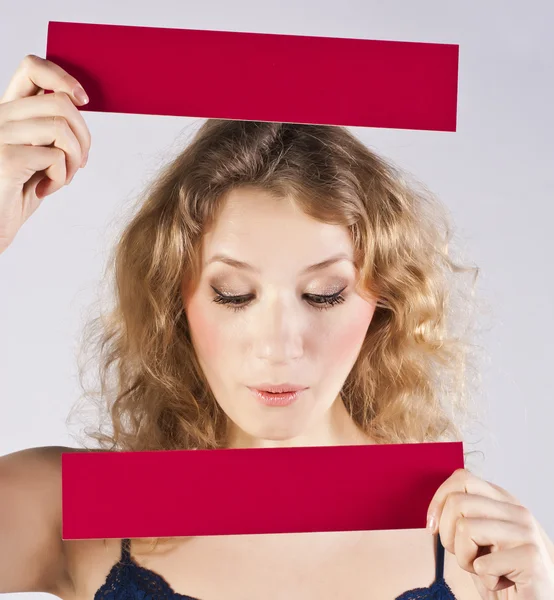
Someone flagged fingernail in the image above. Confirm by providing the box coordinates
[81,153,88,168]
[74,85,89,105]
[426,514,436,533]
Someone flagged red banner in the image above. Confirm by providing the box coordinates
[46,21,458,131]
[62,442,464,539]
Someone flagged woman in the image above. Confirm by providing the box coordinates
[0,55,552,600]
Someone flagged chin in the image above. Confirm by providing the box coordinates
[240,418,309,444]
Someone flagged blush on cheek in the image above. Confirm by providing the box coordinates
[333,303,375,362]
[185,296,221,360]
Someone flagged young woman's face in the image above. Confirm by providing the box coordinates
[183,187,378,447]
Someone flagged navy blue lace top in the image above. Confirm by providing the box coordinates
[94,534,457,600]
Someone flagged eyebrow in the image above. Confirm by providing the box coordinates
[205,252,353,274]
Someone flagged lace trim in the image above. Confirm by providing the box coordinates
[94,542,200,600]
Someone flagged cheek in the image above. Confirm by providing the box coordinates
[185,295,222,363]
[185,294,240,372]
[326,300,375,363]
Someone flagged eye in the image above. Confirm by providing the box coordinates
[305,292,347,311]
[211,288,347,313]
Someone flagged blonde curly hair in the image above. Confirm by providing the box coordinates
[71,118,483,454]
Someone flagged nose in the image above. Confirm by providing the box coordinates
[253,295,304,364]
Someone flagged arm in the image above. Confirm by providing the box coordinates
[0,446,71,595]
[0,54,91,595]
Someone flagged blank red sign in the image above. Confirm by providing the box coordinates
[62,442,464,540]
[46,21,458,131]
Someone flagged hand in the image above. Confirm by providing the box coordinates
[427,468,554,599]
[0,54,91,254]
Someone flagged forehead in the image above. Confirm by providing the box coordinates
[202,187,354,262]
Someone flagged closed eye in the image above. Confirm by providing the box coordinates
[211,288,347,312]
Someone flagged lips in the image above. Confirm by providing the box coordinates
[251,384,307,393]
[248,387,306,407]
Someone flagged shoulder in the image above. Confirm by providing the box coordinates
[0,445,84,596]
[12,446,122,600]
[2,444,105,483]
[0,445,77,498]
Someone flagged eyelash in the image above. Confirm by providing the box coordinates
[211,288,347,313]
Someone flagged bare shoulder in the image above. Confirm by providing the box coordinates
[0,445,79,595]
[2,444,102,468]
[0,444,81,513]
[0,445,107,597]
[1,444,102,489]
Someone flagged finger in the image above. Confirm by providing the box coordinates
[0,54,89,106]
[0,93,91,169]
[427,469,519,533]
[439,493,532,553]
[0,117,82,184]
[0,144,67,199]
[473,543,552,588]
[454,517,534,573]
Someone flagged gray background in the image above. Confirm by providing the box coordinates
[0,2,552,599]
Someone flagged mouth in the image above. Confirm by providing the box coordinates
[250,384,307,393]
[247,386,308,407]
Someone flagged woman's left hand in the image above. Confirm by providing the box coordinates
[426,468,554,600]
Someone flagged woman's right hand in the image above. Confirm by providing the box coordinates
[0,54,91,254]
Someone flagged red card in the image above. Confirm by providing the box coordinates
[45,21,458,131]
[62,442,463,540]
